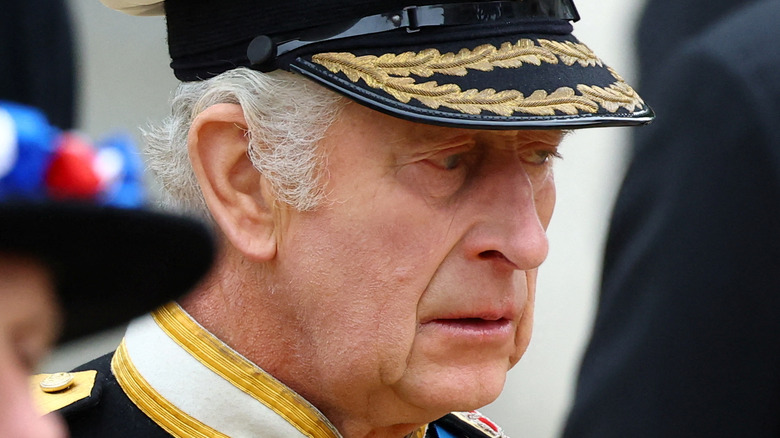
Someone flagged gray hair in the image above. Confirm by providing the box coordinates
[144,68,346,219]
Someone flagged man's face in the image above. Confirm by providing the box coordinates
[0,254,66,438]
[270,103,561,426]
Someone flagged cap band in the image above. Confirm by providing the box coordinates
[156,0,653,128]
[248,0,580,69]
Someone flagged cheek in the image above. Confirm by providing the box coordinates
[282,206,439,338]
[510,269,538,366]
[281,181,460,377]
[535,173,556,229]
[300,187,449,292]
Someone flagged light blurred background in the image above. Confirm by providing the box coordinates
[42,1,648,437]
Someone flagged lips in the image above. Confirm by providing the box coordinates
[420,316,516,342]
[420,304,519,325]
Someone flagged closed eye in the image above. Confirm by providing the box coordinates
[441,154,463,170]
[425,144,477,171]
[519,148,563,165]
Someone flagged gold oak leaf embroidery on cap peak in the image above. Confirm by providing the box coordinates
[311,38,645,117]
[537,39,603,67]
[577,67,646,113]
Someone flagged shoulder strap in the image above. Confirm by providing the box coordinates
[30,370,99,414]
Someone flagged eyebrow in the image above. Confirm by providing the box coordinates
[396,121,570,154]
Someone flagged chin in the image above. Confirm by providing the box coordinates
[401,361,510,416]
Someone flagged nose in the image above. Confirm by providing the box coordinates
[462,152,554,271]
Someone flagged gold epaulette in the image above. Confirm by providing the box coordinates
[30,370,97,414]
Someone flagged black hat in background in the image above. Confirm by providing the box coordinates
[0,101,215,342]
[101,0,653,129]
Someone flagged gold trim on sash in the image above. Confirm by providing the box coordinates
[112,339,229,438]
[151,302,342,438]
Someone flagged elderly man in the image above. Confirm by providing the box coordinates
[61,1,652,437]
[0,101,213,438]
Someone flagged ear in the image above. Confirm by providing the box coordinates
[188,103,277,262]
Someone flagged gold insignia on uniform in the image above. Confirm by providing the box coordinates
[38,372,74,393]
[30,370,97,415]
[311,39,645,117]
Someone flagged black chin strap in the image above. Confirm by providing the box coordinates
[248,0,580,68]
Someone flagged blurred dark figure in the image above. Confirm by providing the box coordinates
[0,0,76,129]
[634,0,752,84]
[563,0,780,437]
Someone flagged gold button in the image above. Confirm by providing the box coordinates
[39,372,74,393]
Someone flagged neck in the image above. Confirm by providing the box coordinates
[177,252,433,438]
[178,253,297,376]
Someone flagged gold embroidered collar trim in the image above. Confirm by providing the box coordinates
[311,38,644,117]
[112,340,230,437]
[113,303,428,438]
[147,302,342,438]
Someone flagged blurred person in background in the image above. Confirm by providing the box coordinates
[563,1,780,436]
[0,101,214,438]
[0,0,77,129]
